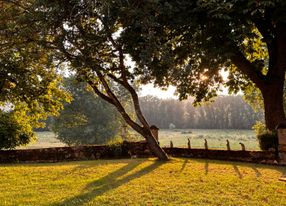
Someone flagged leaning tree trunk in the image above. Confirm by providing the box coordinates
[141,128,169,161]
[89,71,169,161]
[260,80,286,130]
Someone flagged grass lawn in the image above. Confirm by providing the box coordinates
[17,132,66,150]
[0,158,286,206]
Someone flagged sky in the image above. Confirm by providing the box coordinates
[139,84,177,99]
[139,70,229,99]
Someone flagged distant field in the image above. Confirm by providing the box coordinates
[19,129,259,151]
[157,129,259,151]
[17,132,66,149]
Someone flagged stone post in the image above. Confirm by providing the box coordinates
[239,142,246,151]
[204,139,208,150]
[187,138,191,149]
[276,122,286,162]
[150,125,159,142]
[226,139,231,151]
[121,124,128,141]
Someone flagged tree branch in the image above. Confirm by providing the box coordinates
[230,50,265,88]
[95,70,144,134]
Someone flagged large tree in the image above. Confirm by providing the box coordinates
[117,0,286,130]
[0,0,168,160]
[0,0,70,148]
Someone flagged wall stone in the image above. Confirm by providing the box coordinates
[0,141,280,165]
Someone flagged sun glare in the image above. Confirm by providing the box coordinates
[139,69,230,98]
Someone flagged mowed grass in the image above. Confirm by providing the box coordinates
[0,158,286,206]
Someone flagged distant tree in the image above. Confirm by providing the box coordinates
[140,95,263,129]
[53,79,121,146]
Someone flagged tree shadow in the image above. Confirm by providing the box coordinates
[52,164,101,181]
[251,166,262,177]
[233,165,243,179]
[52,160,163,206]
[180,159,188,172]
[193,158,286,179]
[205,160,209,175]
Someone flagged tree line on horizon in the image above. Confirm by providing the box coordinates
[140,95,264,130]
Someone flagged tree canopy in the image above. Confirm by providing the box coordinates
[53,79,122,146]
[0,0,168,159]
[115,0,286,130]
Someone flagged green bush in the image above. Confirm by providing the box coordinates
[257,131,278,151]
[253,121,278,151]
[0,112,34,149]
[52,80,122,146]
[107,142,123,157]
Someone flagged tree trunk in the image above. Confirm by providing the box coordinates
[90,72,169,161]
[142,129,169,161]
[261,80,286,130]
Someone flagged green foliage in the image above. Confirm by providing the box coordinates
[252,121,277,151]
[257,131,278,151]
[252,121,267,135]
[0,0,71,134]
[53,79,122,146]
[112,0,286,130]
[0,111,35,150]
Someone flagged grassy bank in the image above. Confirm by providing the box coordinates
[0,158,285,206]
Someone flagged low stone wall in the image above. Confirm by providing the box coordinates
[0,141,279,165]
[0,142,148,163]
[164,147,277,165]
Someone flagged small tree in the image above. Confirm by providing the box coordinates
[0,110,34,149]
[53,79,122,146]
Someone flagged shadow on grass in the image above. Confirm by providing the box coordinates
[251,166,262,177]
[233,165,243,179]
[180,159,189,172]
[205,161,209,175]
[184,158,286,178]
[52,159,163,206]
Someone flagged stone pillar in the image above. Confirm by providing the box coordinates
[150,125,159,142]
[276,122,286,162]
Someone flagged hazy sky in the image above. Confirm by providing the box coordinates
[139,70,229,99]
[139,84,177,99]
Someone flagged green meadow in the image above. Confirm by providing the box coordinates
[20,129,259,151]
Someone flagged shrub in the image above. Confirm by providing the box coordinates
[52,80,122,146]
[252,121,267,135]
[107,142,123,157]
[257,131,278,151]
[253,121,278,151]
[0,112,34,149]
